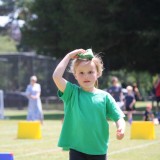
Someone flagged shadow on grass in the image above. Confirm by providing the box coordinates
[124,105,158,121]
[7,113,64,120]
[123,114,144,121]
[6,105,157,121]
[135,106,146,111]
[8,113,151,122]
[6,112,147,121]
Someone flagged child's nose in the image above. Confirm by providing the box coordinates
[84,73,88,78]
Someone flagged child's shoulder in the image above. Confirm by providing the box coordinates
[96,88,112,97]
[66,81,80,92]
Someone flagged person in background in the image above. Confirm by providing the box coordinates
[52,49,125,160]
[133,83,142,101]
[154,74,160,112]
[107,76,124,109]
[124,85,136,124]
[143,103,154,121]
[25,75,43,124]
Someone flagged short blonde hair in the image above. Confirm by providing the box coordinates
[126,85,133,91]
[146,103,152,109]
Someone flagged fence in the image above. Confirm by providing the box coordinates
[0,52,74,108]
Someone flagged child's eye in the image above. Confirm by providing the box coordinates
[80,72,84,75]
[88,71,93,74]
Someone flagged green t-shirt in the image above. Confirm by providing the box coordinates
[58,82,124,155]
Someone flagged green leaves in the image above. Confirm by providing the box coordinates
[22,0,160,73]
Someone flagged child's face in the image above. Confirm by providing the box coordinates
[74,60,99,91]
[146,107,152,112]
[127,89,132,94]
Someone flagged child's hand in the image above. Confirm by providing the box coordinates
[68,49,86,59]
[116,128,124,140]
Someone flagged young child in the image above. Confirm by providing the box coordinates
[107,76,124,109]
[52,49,125,160]
[124,85,136,124]
[143,103,154,121]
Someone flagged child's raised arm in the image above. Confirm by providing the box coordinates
[52,49,86,92]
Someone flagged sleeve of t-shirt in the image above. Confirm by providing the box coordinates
[106,93,125,121]
[57,82,76,102]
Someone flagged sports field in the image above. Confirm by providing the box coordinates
[0,102,160,160]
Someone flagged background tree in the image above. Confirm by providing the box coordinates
[0,0,15,15]
[22,0,160,73]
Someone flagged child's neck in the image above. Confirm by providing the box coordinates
[82,87,97,93]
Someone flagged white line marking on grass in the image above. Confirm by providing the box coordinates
[0,138,58,148]
[108,140,160,156]
[14,148,62,158]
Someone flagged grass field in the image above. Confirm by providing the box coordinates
[0,102,160,160]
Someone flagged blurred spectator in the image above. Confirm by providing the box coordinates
[124,86,136,124]
[143,103,154,121]
[133,83,142,101]
[25,75,43,124]
[156,112,160,124]
[154,74,160,112]
[107,76,124,109]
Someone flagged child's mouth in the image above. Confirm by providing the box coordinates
[84,80,90,83]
